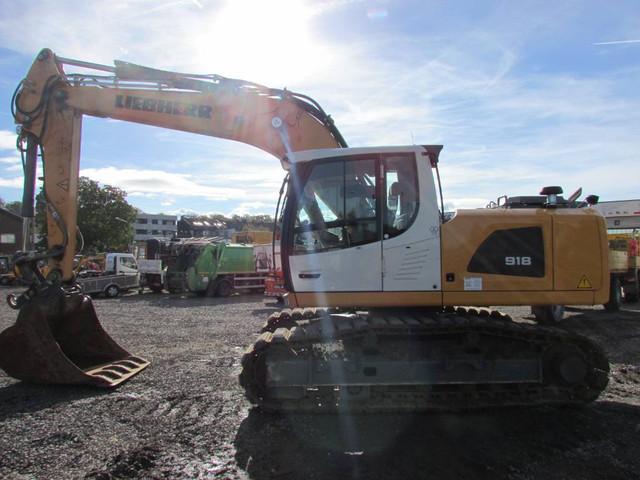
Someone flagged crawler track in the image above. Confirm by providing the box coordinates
[240,307,610,412]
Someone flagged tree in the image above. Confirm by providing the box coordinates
[36,177,137,253]
[224,214,274,232]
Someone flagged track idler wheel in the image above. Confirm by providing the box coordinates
[543,343,608,402]
[553,349,589,385]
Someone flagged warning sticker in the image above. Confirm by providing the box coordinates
[577,275,592,289]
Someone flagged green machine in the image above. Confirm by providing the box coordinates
[186,243,256,297]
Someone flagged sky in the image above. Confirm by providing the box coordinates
[0,0,638,217]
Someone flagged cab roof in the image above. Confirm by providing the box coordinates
[282,145,443,169]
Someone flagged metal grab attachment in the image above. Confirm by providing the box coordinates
[0,288,149,387]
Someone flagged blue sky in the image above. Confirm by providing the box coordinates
[0,0,638,216]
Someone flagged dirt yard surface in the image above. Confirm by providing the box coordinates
[0,289,639,480]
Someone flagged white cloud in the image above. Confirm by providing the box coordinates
[4,164,23,172]
[78,163,284,215]
[80,166,246,201]
[295,30,639,203]
[0,155,21,165]
[128,192,159,199]
[594,39,640,46]
[0,131,16,151]
[228,201,273,216]
[0,177,22,188]
[446,198,492,210]
[0,1,340,85]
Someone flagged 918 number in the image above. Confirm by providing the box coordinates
[505,256,532,266]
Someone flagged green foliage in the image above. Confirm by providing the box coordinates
[36,177,137,253]
[227,214,274,231]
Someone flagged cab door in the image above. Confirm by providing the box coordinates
[381,152,442,292]
[287,156,382,293]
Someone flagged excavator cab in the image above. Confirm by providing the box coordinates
[0,254,149,387]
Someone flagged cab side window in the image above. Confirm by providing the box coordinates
[119,256,137,269]
[384,155,419,238]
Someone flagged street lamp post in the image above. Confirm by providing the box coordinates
[114,217,133,254]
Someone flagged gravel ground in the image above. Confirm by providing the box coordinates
[0,288,639,480]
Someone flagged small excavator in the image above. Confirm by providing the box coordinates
[0,49,610,411]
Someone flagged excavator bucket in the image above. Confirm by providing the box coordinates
[0,289,149,387]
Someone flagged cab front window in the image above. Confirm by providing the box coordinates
[293,157,378,254]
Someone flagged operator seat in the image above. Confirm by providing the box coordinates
[391,181,417,231]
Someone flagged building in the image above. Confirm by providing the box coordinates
[133,213,178,242]
[0,207,23,255]
[592,199,640,229]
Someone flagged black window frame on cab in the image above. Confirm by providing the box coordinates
[286,152,419,256]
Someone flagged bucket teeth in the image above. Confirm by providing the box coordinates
[85,357,150,387]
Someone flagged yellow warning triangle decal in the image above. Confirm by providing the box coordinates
[577,275,592,289]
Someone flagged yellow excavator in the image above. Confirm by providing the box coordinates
[0,49,610,410]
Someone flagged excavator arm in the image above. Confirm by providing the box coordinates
[0,48,346,388]
[14,48,346,280]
